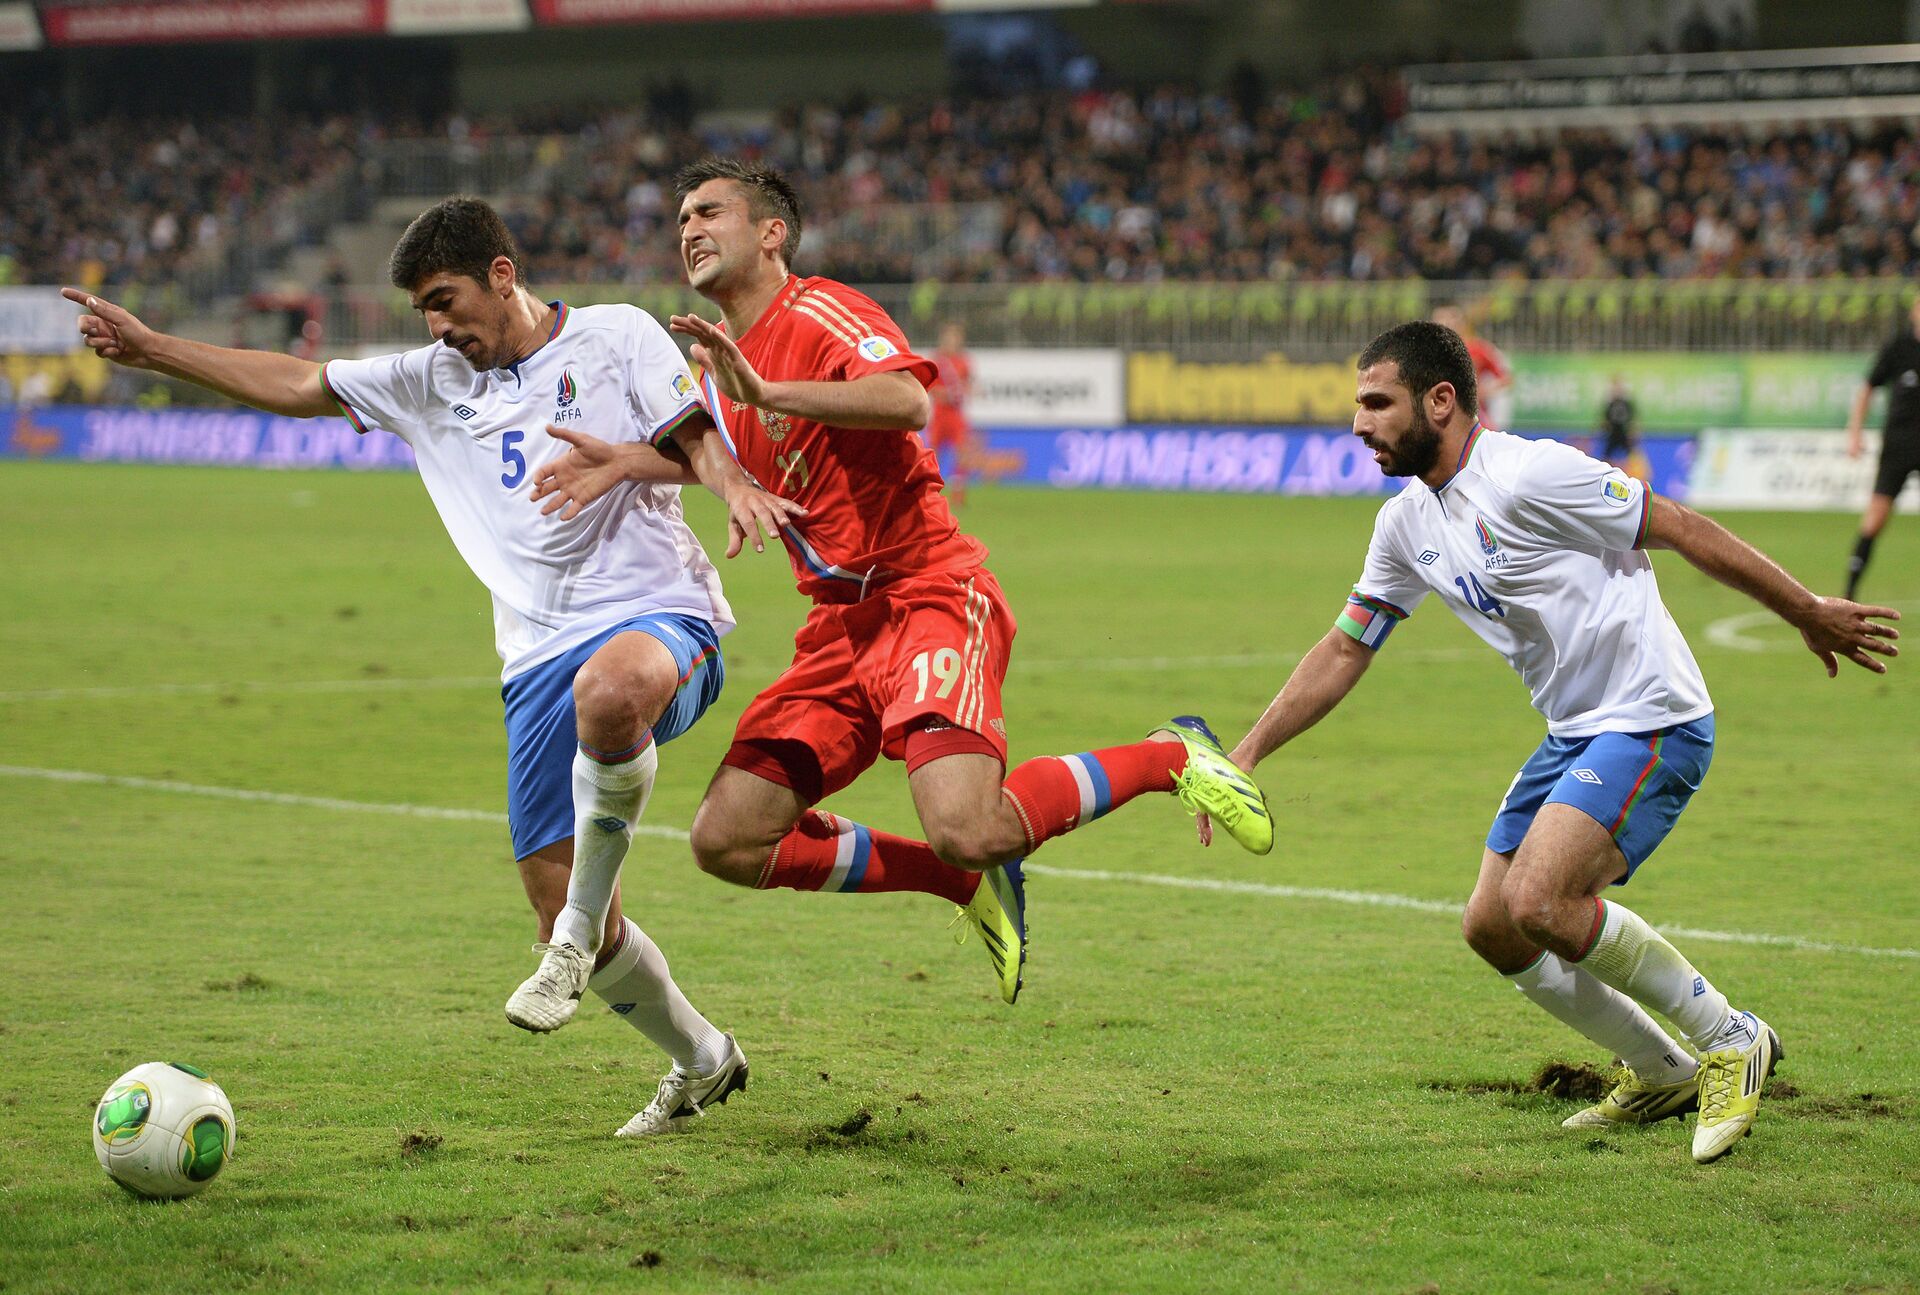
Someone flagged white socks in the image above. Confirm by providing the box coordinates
[588,918,730,1076]
[1510,952,1698,1083]
[1575,899,1732,1052]
[551,741,657,955]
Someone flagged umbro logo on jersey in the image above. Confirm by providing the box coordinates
[1418,549,1440,565]
[591,815,628,834]
[1572,769,1603,784]
[452,404,477,420]
[609,1002,635,1015]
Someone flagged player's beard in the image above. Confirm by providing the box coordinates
[1371,403,1444,478]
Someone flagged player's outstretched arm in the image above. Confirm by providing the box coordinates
[670,313,930,430]
[63,288,334,417]
[531,424,697,520]
[1643,494,1900,676]
[661,416,808,558]
[1195,629,1373,846]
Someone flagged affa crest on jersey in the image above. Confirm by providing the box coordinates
[856,336,899,363]
[553,369,582,422]
[1476,515,1510,570]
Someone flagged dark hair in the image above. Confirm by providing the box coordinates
[672,156,803,269]
[1358,321,1478,418]
[388,197,524,292]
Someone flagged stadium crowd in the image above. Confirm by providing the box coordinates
[8,69,1920,290]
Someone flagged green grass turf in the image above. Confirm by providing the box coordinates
[1,461,1916,1294]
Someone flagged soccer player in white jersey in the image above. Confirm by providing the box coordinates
[63,198,801,1137]
[1204,322,1899,1164]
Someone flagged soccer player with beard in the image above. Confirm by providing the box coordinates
[1197,322,1898,1163]
[533,157,1275,1005]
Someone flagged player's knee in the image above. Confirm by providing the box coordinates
[688,807,761,887]
[1460,901,1506,960]
[1498,868,1561,942]
[572,659,669,734]
[922,814,1018,872]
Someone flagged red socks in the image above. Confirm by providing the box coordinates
[999,739,1186,852]
[757,811,981,905]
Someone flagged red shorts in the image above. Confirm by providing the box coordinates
[723,568,1017,803]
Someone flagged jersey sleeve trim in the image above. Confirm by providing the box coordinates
[319,361,371,436]
[648,401,706,449]
[1335,591,1407,649]
[1632,486,1654,550]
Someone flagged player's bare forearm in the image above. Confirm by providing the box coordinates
[757,372,931,430]
[1232,630,1372,770]
[1846,384,1873,446]
[145,334,333,417]
[1642,495,1816,621]
[616,440,699,484]
[669,419,754,496]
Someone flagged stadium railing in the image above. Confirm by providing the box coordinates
[317,278,1915,355]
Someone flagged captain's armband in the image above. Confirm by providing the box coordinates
[1334,592,1408,650]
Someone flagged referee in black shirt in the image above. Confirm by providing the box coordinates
[1844,298,1920,598]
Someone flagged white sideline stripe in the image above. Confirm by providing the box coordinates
[0,676,499,702]
[2,763,1912,963]
[1021,864,1920,961]
[0,765,688,841]
[0,647,1487,703]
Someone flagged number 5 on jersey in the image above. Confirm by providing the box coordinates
[501,430,527,488]
[911,648,962,701]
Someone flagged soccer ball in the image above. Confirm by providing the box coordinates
[92,1062,236,1200]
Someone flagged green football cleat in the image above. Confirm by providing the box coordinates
[1157,715,1274,856]
[1561,1065,1700,1129]
[955,861,1028,1005]
[1692,1012,1782,1164]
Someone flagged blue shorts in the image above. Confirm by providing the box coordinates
[501,613,725,860]
[1486,714,1714,880]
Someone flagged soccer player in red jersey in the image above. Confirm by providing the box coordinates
[929,322,976,505]
[533,158,1274,1003]
[1435,304,1513,430]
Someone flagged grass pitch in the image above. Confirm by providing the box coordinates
[2,462,1916,1294]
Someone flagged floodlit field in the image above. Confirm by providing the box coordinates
[2,461,1916,1294]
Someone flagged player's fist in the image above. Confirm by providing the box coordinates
[61,288,157,369]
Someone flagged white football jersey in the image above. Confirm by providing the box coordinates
[322,301,733,680]
[1347,427,1712,736]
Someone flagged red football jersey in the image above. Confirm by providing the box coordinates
[1466,336,1511,387]
[698,275,987,600]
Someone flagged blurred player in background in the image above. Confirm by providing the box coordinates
[1843,296,1920,598]
[929,322,976,506]
[1201,322,1898,1164]
[65,198,803,1137]
[1597,374,1649,483]
[1434,303,1513,430]
[533,157,1274,1006]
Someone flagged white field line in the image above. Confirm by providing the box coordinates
[2,763,1912,962]
[0,647,1487,704]
[1705,598,1916,653]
